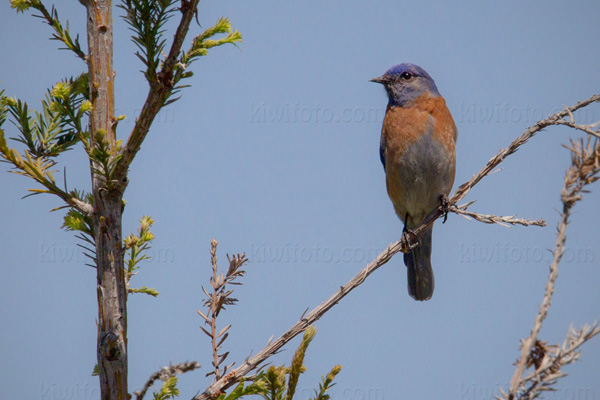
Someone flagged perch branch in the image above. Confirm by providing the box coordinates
[193,94,600,400]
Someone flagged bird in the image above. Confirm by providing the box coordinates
[371,63,457,301]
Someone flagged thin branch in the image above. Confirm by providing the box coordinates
[135,361,201,400]
[506,138,600,399]
[198,240,248,382]
[554,119,600,139]
[113,0,201,182]
[30,1,88,62]
[507,203,567,397]
[65,195,94,217]
[517,323,600,400]
[451,202,546,227]
[210,239,223,381]
[192,94,600,400]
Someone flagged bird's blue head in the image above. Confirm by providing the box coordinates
[371,63,441,107]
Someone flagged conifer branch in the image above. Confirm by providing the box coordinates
[113,0,202,182]
[114,2,242,183]
[10,0,87,62]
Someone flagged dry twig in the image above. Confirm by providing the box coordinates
[197,239,247,381]
[503,138,600,400]
[135,361,201,400]
[452,201,546,227]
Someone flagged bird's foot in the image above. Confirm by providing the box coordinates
[401,227,419,253]
[439,194,454,223]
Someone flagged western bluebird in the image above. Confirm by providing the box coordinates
[371,63,457,301]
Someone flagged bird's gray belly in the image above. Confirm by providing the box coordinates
[394,131,453,221]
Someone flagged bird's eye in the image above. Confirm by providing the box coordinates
[400,71,413,80]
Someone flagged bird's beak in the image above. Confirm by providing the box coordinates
[370,75,389,85]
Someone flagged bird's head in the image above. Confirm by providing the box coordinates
[371,63,440,107]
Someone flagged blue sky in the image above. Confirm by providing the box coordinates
[1,1,599,399]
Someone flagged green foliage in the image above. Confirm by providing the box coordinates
[0,89,5,115]
[2,74,88,159]
[0,74,90,202]
[262,366,287,400]
[286,327,316,400]
[129,286,159,297]
[241,327,341,400]
[0,121,67,200]
[167,17,242,105]
[119,0,178,83]
[125,216,159,297]
[92,364,99,376]
[88,130,123,189]
[309,365,342,400]
[120,2,243,106]
[154,376,179,400]
[213,327,341,400]
[187,17,243,59]
[9,0,37,13]
[49,74,91,151]
[10,0,86,61]
[217,377,267,400]
[62,193,96,267]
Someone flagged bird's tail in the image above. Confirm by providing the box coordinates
[403,224,435,301]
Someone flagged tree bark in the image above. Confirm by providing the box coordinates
[85,1,129,399]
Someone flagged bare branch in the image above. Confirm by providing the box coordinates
[507,201,567,398]
[516,323,600,400]
[135,361,201,400]
[506,138,600,400]
[554,120,600,139]
[199,239,248,382]
[553,104,600,139]
[451,202,546,227]
[209,239,223,381]
[65,194,94,217]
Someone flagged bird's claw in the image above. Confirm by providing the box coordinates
[401,228,419,253]
[439,194,454,223]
